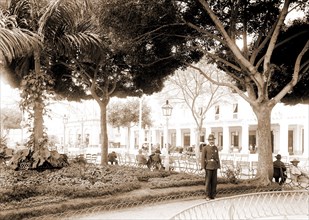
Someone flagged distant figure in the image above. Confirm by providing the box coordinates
[108,151,118,165]
[290,158,309,182]
[273,154,287,185]
[136,149,147,166]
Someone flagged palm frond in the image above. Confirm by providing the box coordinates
[0,27,41,62]
[39,0,104,59]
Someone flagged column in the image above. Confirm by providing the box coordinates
[205,125,212,142]
[151,129,156,145]
[241,124,249,153]
[273,127,280,153]
[304,106,309,156]
[176,128,182,147]
[279,121,289,156]
[222,125,230,153]
[190,127,195,147]
[294,125,301,155]
[129,129,135,152]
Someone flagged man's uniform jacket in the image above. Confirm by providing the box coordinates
[201,144,221,170]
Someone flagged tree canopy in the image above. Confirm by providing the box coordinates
[108,99,152,129]
[171,0,309,185]
[99,0,203,95]
[178,0,309,104]
[270,21,309,104]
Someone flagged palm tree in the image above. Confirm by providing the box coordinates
[0,1,43,151]
[0,0,103,167]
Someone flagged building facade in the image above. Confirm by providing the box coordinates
[131,94,308,157]
[57,95,308,157]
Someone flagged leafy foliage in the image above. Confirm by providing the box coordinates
[8,147,69,170]
[0,162,282,219]
[20,70,54,113]
[108,98,152,128]
[18,70,55,163]
[99,0,203,95]
[0,107,22,129]
[270,21,309,104]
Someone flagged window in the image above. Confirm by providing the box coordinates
[85,134,89,147]
[183,133,190,147]
[171,133,176,147]
[77,134,81,146]
[233,103,238,119]
[215,105,220,120]
[231,132,239,147]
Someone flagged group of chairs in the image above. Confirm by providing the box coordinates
[219,153,259,179]
[115,152,253,177]
[84,153,99,164]
[219,159,259,179]
[75,152,308,190]
[114,152,257,177]
[117,152,165,171]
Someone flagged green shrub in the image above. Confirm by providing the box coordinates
[0,185,40,203]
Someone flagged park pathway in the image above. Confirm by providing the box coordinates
[71,198,205,220]
[70,190,308,220]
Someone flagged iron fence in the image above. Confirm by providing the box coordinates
[24,186,292,220]
[170,190,308,220]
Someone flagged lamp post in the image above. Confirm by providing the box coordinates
[63,114,68,153]
[162,100,173,171]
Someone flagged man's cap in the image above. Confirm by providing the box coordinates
[208,134,216,140]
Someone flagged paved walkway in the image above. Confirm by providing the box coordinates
[73,198,205,220]
[71,199,308,220]
[71,191,308,220]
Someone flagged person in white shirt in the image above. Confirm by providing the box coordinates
[290,158,309,182]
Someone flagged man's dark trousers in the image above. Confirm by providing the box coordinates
[205,169,218,199]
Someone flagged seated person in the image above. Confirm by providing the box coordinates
[147,149,162,169]
[273,154,287,185]
[108,151,118,165]
[136,149,147,166]
[290,158,309,182]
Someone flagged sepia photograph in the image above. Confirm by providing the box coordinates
[0,0,308,219]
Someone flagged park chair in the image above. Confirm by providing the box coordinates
[220,159,238,178]
[250,161,259,178]
[236,160,251,179]
[85,154,92,163]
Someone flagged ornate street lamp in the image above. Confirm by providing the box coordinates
[162,100,173,171]
[162,100,173,117]
[63,114,68,153]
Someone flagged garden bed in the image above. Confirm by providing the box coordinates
[0,163,282,220]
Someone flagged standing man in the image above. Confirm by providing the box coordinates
[201,134,221,200]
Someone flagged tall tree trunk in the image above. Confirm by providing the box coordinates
[98,100,108,165]
[33,99,44,152]
[252,103,274,185]
[33,48,43,152]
